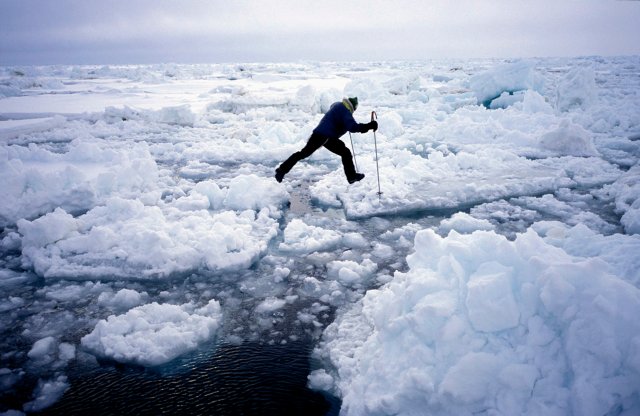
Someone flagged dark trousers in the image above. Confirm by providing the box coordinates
[277,133,357,180]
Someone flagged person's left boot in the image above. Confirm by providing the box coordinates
[348,173,365,184]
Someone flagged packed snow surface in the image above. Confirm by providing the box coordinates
[1,56,640,414]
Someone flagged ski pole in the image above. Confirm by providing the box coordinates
[372,111,382,198]
[348,132,359,172]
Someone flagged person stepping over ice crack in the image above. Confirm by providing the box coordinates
[275,97,377,184]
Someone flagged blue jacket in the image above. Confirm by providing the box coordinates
[313,100,367,140]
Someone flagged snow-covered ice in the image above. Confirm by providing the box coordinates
[313,224,640,415]
[1,57,640,414]
[81,299,222,366]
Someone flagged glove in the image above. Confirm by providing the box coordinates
[358,121,378,133]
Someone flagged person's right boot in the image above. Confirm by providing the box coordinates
[275,168,285,183]
[348,173,365,184]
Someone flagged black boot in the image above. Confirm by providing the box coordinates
[275,168,285,183]
[348,173,365,184]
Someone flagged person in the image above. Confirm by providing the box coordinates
[275,97,378,184]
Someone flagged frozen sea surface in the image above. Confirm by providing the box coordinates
[1,57,640,415]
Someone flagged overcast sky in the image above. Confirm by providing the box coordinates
[1,0,639,65]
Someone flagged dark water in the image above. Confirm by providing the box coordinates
[37,341,340,416]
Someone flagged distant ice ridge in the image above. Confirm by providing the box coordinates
[104,104,197,126]
[469,60,545,108]
[313,222,640,416]
[81,299,222,366]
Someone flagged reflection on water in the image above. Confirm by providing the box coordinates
[41,341,340,416]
